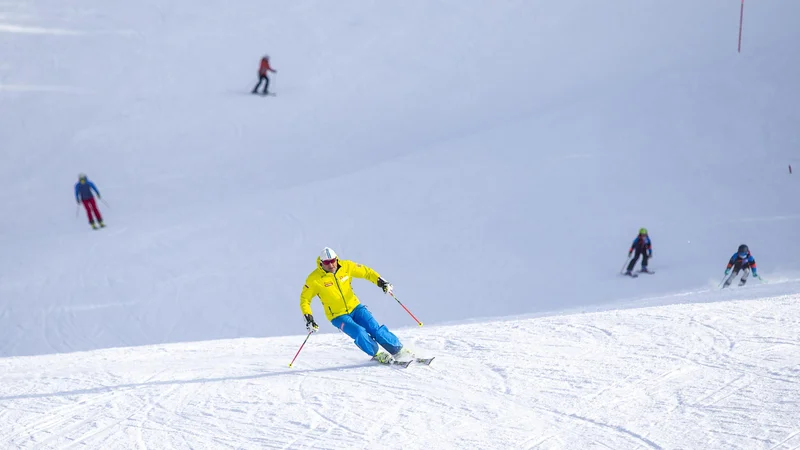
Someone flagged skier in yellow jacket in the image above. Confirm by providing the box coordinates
[300,247,405,363]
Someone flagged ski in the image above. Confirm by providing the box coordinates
[639,270,655,274]
[623,272,639,278]
[372,357,412,368]
[371,357,433,368]
[389,359,413,368]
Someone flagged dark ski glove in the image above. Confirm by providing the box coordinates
[304,314,318,333]
[377,277,394,295]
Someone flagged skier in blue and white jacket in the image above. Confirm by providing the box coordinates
[722,244,757,288]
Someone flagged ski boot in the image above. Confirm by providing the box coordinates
[90,222,98,230]
[392,347,414,362]
[372,351,395,364]
[99,221,105,228]
[738,278,747,287]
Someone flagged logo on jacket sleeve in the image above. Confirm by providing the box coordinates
[324,282,333,287]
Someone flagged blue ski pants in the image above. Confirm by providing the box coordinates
[330,304,402,357]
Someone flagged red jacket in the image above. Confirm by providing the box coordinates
[259,58,275,76]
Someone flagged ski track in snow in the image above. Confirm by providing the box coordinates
[2,0,800,448]
[0,293,798,449]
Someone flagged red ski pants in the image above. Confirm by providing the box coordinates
[82,198,103,224]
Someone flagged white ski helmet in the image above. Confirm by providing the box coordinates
[320,247,338,264]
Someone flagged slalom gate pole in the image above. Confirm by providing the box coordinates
[738,0,745,53]
[389,292,423,326]
[288,330,313,368]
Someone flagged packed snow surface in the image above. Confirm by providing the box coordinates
[1,0,800,448]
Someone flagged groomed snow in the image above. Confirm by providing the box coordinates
[2,0,800,448]
[1,284,799,449]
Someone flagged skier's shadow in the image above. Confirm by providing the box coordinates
[0,362,372,402]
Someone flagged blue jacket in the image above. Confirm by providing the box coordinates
[727,252,757,274]
[75,180,101,202]
[629,236,652,256]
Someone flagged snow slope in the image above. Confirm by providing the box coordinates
[1,1,800,446]
[1,285,799,449]
[2,0,798,358]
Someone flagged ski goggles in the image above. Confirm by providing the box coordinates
[321,258,337,266]
[738,252,748,258]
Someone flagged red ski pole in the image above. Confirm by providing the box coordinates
[389,292,423,327]
[288,330,314,368]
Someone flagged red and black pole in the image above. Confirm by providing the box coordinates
[389,292,423,327]
[288,330,314,368]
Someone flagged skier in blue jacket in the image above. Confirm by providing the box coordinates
[625,228,652,275]
[722,244,758,288]
[75,173,104,229]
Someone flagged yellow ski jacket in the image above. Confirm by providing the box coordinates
[300,257,382,321]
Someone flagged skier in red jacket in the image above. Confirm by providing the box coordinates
[252,55,277,95]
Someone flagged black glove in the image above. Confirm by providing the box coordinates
[377,277,393,295]
[628,250,632,257]
[304,314,318,332]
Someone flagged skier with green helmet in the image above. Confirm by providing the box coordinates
[625,228,652,276]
